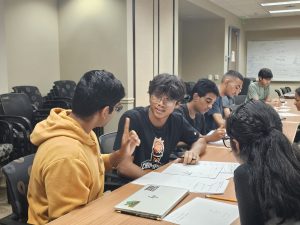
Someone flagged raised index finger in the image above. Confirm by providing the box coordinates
[123,117,130,138]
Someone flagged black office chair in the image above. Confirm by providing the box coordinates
[13,85,71,112]
[99,132,129,191]
[233,95,246,105]
[1,154,35,224]
[280,87,288,95]
[275,89,282,97]
[53,80,76,99]
[239,77,255,96]
[285,87,292,92]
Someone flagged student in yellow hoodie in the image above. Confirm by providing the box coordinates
[27,70,140,225]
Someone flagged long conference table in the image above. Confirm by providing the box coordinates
[48,100,300,225]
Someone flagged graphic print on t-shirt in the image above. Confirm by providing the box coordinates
[141,137,165,170]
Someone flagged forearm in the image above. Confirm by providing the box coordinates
[117,160,147,179]
[213,114,225,128]
[189,138,206,156]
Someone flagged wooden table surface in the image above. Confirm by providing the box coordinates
[47,146,238,225]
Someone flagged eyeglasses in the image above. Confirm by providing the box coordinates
[150,95,176,106]
[110,103,123,113]
[222,136,231,149]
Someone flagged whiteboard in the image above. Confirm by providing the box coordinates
[247,40,300,81]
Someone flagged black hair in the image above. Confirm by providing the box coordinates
[222,70,244,82]
[226,100,300,223]
[190,79,219,101]
[72,70,125,118]
[295,87,300,96]
[148,73,185,102]
[258,68,273,79]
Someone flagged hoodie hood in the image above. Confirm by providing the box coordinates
[31,108,96,147]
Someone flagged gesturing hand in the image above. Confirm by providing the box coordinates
[119,117,140,157]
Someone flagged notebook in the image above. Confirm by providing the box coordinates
[114,184,189,220]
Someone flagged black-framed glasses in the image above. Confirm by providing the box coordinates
[222,136,231,149]
[150,94,176,106]
[114,103,123,112]
[109,103,123,113]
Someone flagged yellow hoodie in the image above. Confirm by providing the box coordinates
[27,108,111,225]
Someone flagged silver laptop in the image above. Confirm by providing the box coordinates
[115,184,189,220]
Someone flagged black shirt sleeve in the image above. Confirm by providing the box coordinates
[234,164,264,225]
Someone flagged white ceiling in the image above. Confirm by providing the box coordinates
[208,0,300,18]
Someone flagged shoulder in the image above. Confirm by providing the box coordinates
[234,164,251,183]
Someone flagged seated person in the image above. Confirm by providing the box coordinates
[27,70,140,224]
[114,74,207,179]
[176,78,225,142]
[222,95,236,118]
[295,87,300,111]
[204,70,243,132]
[226,100,300,225]
[245,68,273,103]
[294,87,300,143]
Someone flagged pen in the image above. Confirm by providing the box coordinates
[205,194,237,203]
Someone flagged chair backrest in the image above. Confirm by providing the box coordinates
[280,87,287,95]
[0,93,33,121]
[239,77,254,95]
[99,132,117,154]
[233,95,246,105]
[53,80,76,99]
[2,153,35,221]
[275,89,282,97]
[285,86,292,92]
[12,86,44,109]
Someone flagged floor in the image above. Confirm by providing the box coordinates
[0,171,12,219]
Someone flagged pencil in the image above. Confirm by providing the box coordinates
[205,194,237,203]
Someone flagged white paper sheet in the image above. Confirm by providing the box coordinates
[132,172,229,194]
[161,161,224,179]
[278,112,300,117]
[162,161,239,179]
[164,197,239,225]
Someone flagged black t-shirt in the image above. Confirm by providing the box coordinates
[176,104,206,135]
[113,106,200,170]
[234,164,264,225]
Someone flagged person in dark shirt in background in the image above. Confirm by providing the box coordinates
[176,79,225,142]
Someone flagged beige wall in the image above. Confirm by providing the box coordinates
[0,0,8,94]
[58,0,127,84]
[4,0,60,95]
[180,19,225,82]
[243,15,300,31]
[246,28,300,98]
[58,0,128,133]
[185,0,246,75]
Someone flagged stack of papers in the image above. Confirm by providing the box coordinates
[164,197,239,225]
[132,161,239,194]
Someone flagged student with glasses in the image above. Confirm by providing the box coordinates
[27,70,140,224]
[204,70,244,132]
[226,100,300,225]
[114,74,207,179]
[176,79,225,143]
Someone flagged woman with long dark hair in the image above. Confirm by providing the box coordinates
[226,100,300,225]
